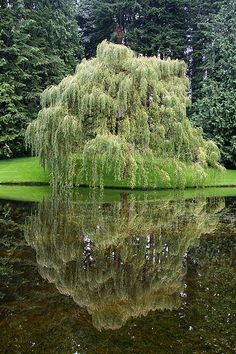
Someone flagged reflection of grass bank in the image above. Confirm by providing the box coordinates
[0,157,236,189]
[1,185,236,203]
[0,186,49,202]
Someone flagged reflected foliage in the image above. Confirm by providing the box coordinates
[186,201,236,353]
[0,201,35,291]
[25,193,224,330]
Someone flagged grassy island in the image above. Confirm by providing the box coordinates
[0,157,236,190]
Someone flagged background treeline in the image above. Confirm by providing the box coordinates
[1,0,235,167]
[0,0,83,158]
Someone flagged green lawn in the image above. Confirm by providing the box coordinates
[0,156,236,188]
[0,157,48,184]
[205,168,236,186]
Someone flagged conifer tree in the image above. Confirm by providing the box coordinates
[126,0,188,59]
[188,0,223,102]
[191,0,236,167]
[78,0,188,60]
[26,41,221,189]
[0,0,83,158]
[77,0,143,57]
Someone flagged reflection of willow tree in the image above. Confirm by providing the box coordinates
[25,195,224,330]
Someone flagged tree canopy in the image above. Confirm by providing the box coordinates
[26,40,221,189]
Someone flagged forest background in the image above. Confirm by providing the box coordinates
[0,0,235,168]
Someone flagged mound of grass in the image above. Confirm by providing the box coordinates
[75,157,236,189]
[0,157,48,184]
[0,157,236,189]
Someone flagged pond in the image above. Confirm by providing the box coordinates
[0,188,235,353]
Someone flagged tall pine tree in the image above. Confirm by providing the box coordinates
[192,0,236,167]
[126,0,188,59]
[78,0,188,60]
[188,0,223,102]
[0,0,83,158]
[77,0,143,57]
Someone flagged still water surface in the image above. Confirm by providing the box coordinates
[0,190,235,353]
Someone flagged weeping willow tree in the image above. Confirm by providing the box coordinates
[26,40,222,189]
[25,193,224,330]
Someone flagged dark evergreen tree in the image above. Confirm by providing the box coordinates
[188,0,223,102]
[126,0,188,59]
[0,0,83,158]
[77,0,142,57]
[192,0,236,167]
[78,0,188,60]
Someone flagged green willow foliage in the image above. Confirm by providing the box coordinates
[25,194,225,330]
[26,41,221,189]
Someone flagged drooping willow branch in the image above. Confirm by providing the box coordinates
[26,40,222,189]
